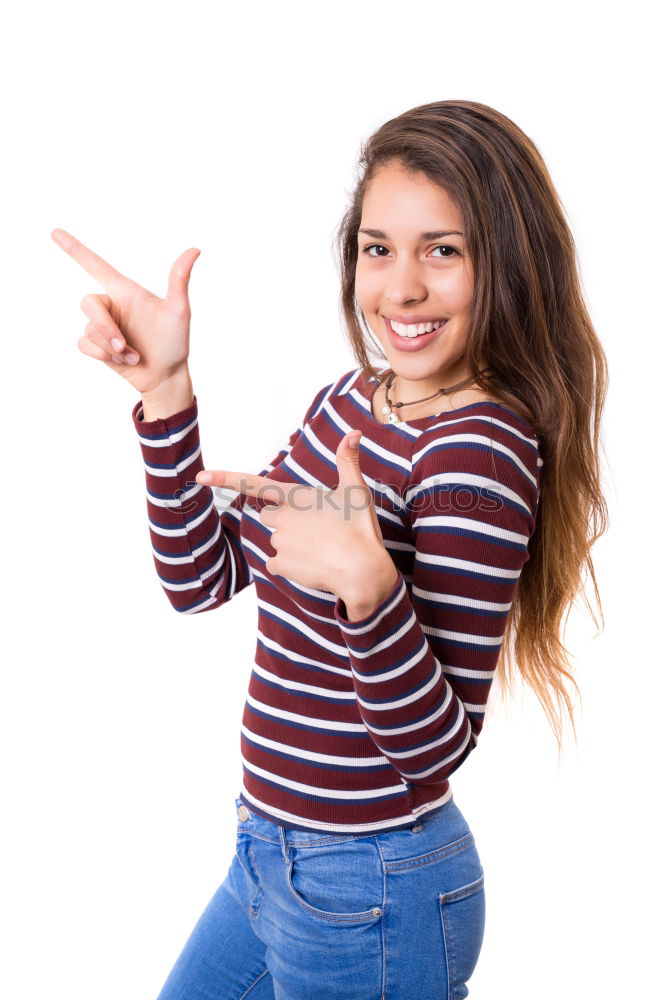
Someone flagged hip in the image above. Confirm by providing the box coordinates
[232,793,485,999]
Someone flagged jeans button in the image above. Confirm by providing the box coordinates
[237,805,250,821]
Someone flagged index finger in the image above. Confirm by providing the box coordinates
[196,470,299,503]
[51,228,124,290]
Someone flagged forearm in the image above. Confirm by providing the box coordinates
[141,367,194,421]
[132,386,253,614]
[334,568,476,787]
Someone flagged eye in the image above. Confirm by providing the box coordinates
[431,245,459,258]
[361,244,390,257]
[361,244,460,258]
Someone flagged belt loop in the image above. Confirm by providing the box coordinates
[279,825,290,864]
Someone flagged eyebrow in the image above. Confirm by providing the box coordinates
[358,228,463,240]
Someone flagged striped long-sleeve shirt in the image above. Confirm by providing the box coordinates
[132,366,542,835]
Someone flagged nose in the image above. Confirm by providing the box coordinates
[382,255,428,306]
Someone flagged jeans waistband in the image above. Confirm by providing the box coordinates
[233,794,457,849]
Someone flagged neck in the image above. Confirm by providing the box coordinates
[389,367,477,406]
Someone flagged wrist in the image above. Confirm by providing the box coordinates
[141,367,194,421]
[338,552,400,622]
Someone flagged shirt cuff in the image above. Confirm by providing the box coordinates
[334,569,406,631]
[131,394,199,432]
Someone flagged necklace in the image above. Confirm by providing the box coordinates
[381,368,493,425]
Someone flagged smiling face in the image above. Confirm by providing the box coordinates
[355,160,485,411]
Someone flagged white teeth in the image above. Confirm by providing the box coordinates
[388,318,447,338]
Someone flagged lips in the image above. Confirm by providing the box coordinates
[383,315,448,352]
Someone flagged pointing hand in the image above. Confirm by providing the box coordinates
[195,429,394,598]
[51,227,200,394]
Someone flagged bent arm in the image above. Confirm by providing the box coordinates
[133,380,333,614]
[334,412,542,787]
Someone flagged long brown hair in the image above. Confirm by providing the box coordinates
[333,100,609,755]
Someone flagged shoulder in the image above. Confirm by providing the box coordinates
[409,404,542,517]
[303,367,365,421]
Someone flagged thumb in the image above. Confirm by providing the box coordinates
[165,247,201,311]
[336,430,364,484]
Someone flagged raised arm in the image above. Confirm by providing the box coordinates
[333,409,542,788]
[50,227,329,616]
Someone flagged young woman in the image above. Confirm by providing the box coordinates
[52,99,608,1000]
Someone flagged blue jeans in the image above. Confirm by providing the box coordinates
[156,794,485,999]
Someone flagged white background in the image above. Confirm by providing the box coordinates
[1,1,663,997]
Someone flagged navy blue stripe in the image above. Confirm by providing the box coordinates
[364,691,467,743]
[414,437,536,491]
[243,769,407,807]
[148,494,215,529]
[414,522,528,552]
[139,412,196,440]
[151,519,220,558]
[143,442,200,470]
[257,605,350,662]
[408,482,531,519]
[241,731,393,774]
[342,605,414,659]
[175,589,221,613]
[355,662,443,706]
[306,382,335,422]
[413,559,521,588]
[244,698,364,739]
[411,593,509,621]
[252,669,350,705]
[156,553,222,587]
[255,638,344,676]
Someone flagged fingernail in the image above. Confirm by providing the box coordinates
[197,472,213,484]
[125,352,139,364]
[111,337,123,351]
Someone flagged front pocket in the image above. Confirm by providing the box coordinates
[286,840,384,925]
[235,834,262,889]
[439,872,486,996]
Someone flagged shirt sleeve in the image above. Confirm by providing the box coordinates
[132,386,330,614]
[333,411,541,787]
